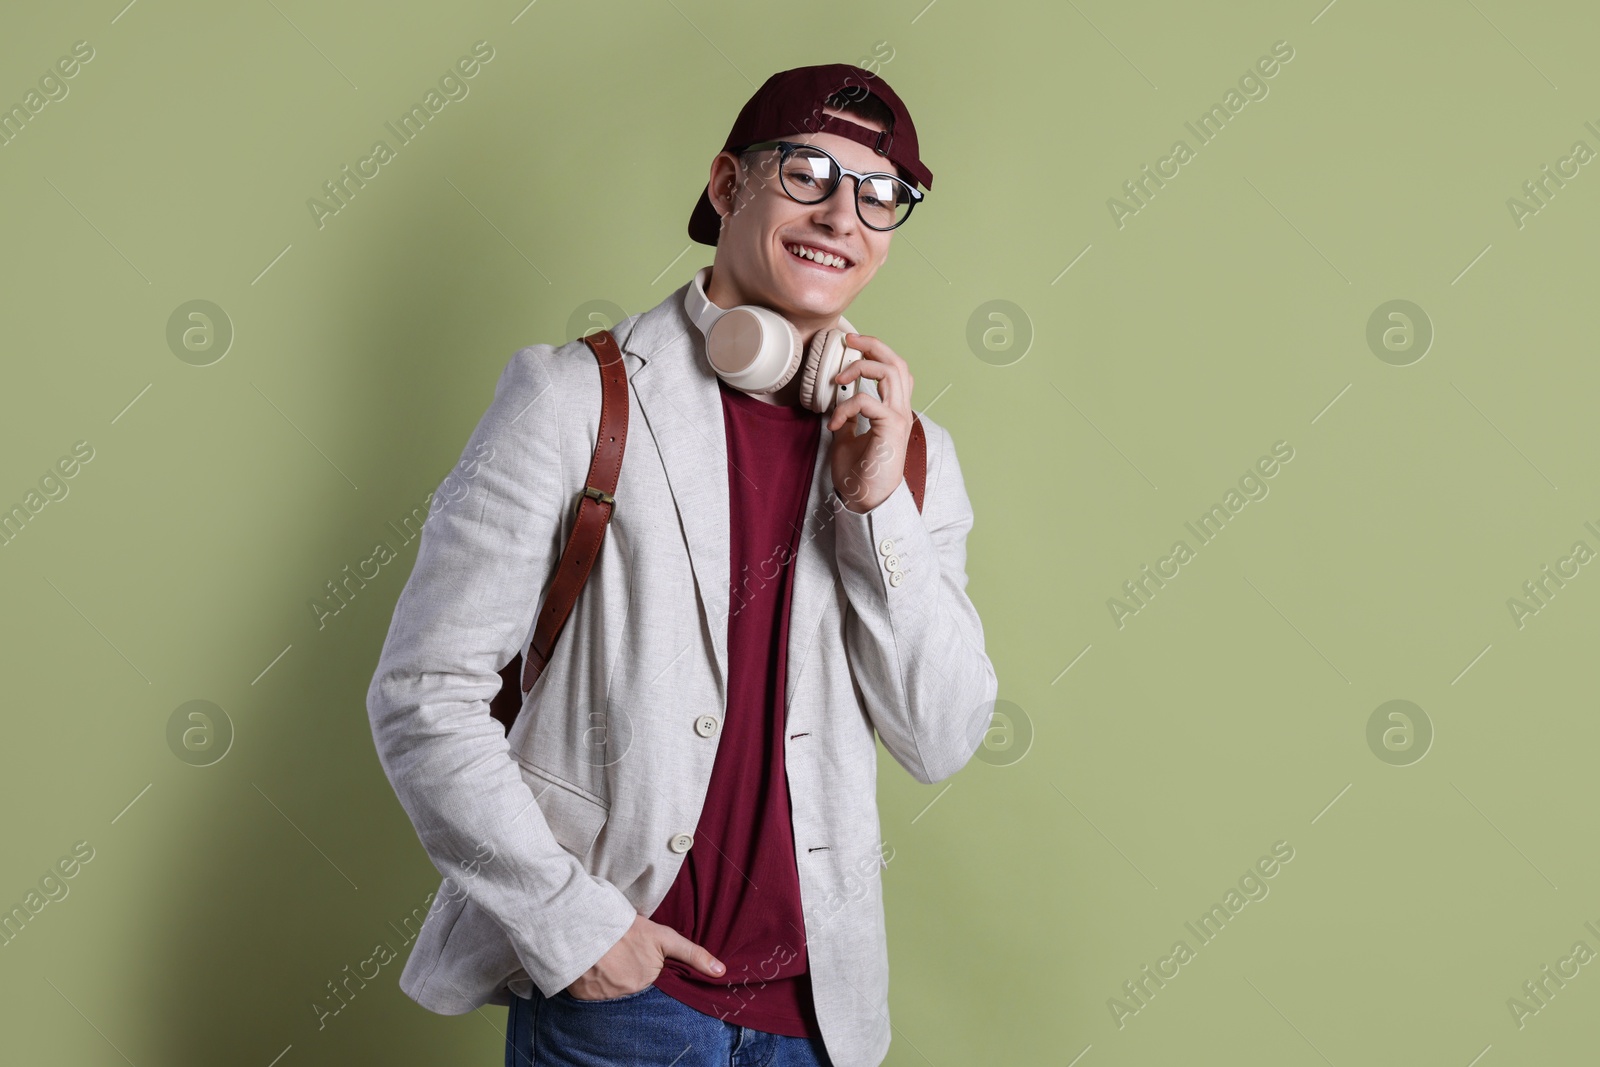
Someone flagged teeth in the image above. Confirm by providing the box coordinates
[787,243,847,269]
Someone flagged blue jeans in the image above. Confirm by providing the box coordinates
[505,982,836,1067]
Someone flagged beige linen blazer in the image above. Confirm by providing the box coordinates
[366,277,998,1067]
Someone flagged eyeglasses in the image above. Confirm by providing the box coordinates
[737,139,924,231]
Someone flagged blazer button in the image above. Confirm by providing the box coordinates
[888,570,904,587]
[884,554,900,571]
[878,538,895,556]
[694,714,719,737]
[669,833,694,853]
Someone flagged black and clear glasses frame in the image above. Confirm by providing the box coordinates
[737,139,924,231]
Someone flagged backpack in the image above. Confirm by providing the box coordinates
[489,329,928,735]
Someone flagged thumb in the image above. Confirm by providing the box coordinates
[656,926,726,979]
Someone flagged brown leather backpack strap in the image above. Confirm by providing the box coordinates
[522,328,629,690]
[906,413,927,513]
[488,330,629,736]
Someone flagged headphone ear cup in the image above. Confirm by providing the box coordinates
[707,307,804,393]
[769,318,806,393]
[750,308,804,394]
[798,330,827,412]
[800,328,849,413]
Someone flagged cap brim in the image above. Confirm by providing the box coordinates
[688,185,722,246]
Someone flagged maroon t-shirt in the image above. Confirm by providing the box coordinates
[647,379,824,1039]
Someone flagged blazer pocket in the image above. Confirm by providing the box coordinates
[514,755,609,859]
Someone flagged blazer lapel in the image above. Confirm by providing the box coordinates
[621,290,732,702]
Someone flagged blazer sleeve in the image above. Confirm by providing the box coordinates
[832,421,1000,784]
[366,346,638,999]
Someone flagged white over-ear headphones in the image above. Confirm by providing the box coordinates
[683,266,864,414]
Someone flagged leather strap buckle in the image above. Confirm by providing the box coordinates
[578,485,615,520]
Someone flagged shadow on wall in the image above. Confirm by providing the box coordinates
[133,177,553,1064]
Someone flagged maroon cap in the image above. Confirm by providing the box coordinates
[688,63,933,246]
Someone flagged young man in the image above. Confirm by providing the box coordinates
[366,64,997,1067]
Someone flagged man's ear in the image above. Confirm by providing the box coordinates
[709,152,741,218]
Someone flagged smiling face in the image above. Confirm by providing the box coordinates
[704,105,905,343]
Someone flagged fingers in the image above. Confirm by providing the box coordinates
[836,357,896,410]
[656,925,725,978]
[843,333,910,383]
[827,389,900,433]
[843,332,906,373]
[840,333,913,413]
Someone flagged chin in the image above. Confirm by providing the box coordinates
[770,268,855,313]
[774,291,846,322]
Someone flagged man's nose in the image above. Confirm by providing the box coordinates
[810,183,858,233]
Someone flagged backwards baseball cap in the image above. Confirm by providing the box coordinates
[687,63,933,246]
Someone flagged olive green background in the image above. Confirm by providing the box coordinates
[2,0,1596,1063]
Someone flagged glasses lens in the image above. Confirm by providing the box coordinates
[777,147,838,203]
[857,174,915,230]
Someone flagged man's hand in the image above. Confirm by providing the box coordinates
[563,914,725,1000]
[827,333,914,514]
